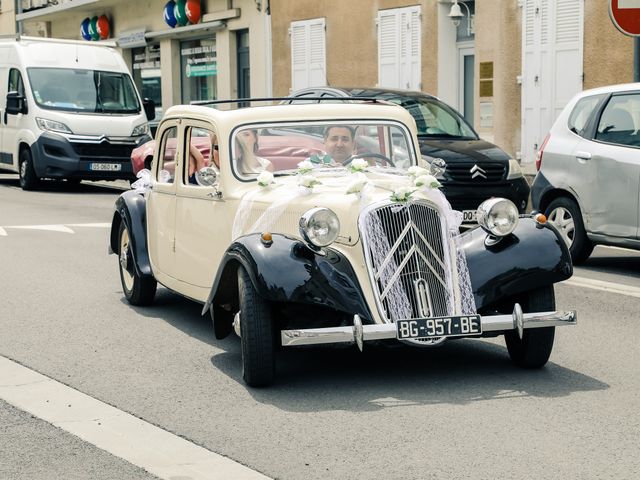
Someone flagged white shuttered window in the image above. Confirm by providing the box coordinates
[378,6,421,90]
[290,18,326,91]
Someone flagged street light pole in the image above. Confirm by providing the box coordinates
[635,37,640,82]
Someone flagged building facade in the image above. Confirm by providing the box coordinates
[4,0,272,121]
[270,0,636,164]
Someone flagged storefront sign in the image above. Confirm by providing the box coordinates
[118,28,148,48]
[181,44,217,77]
[186,63,217,77]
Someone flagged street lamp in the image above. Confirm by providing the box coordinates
[448,1,474,36]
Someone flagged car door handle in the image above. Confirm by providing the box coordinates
[575,151,592,160]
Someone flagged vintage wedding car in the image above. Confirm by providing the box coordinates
[109,101,577,387]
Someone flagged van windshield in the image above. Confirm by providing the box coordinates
[27,67,141,114]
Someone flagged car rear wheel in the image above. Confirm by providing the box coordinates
[118,222,157,306]
[504,285,556,369]
[545,197,594,264]
[18,149,40,191]
[238,266,275,387]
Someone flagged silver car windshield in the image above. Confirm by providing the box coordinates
[230,120,417,179]
[27,67,141,114]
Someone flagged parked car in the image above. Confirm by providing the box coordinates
[110,101,576,387]
[531,83,640,264]
[285,87,530,224]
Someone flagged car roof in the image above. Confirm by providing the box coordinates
[162,102,418,134]
[574,82,640,98]
[291,86,440,101]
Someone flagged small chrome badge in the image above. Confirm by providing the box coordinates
[414,278,432,317]
[470,164,487,179]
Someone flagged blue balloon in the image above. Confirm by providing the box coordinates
[164,0,177,28]
[80,17,92,41]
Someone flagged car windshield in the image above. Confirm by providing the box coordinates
[231,120,417,179]
[27,67,140,114]
[384,95,477,139]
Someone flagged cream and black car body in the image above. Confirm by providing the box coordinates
[109,101,577,387]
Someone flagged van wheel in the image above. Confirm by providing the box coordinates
[545,197,594,265]
[19,149,40,191]
[505,285,556,369]
[238,266,275,387]
[118,221,156,306]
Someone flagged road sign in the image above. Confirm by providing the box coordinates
[609,0,640,36]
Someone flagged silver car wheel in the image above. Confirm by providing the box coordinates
[548,206,575,248]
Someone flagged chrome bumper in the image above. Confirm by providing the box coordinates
[280,305,577,350]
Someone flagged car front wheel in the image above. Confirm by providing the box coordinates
[545,197,594,264]
[238,266,275,387]
[504,285,556,369]
[19,149,40,191]
[118,221,156,306]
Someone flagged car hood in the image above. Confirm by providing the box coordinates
[418,138,511,164]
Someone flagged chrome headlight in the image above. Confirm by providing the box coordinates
[506,159,523,179]
[36,117,72,134]
[477,198,519,237]
[299,207,340,248]
[131,123,150,136]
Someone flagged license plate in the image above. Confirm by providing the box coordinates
[90,163,121,171]
[396,315,482,340]
[462,209,477,223]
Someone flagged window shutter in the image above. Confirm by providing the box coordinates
[290,18,326,91]
[378,6,421,90]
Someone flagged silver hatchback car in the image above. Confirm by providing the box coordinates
[531,83,640,264]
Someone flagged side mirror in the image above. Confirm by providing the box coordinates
[195,166,218,187]
[143,98,156,121]
[6,91,27,115]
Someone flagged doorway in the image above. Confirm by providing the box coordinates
[236,29,250,107]
[458,44,475,127]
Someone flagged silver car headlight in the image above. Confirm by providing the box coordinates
[36,117,72,134]
[477,198,519,237]
[131,123,150,136]
[299,207,340,248]
[506,159,523,179]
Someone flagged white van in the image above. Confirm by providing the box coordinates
[0,36,155,190]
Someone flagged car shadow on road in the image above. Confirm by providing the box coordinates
[582,254,640,279]
[210,338,609,411]
[0,176,126,195]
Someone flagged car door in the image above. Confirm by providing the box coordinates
[174,121,229,291]
[1,68,26,170]
[146,121,180,278]
[575,92,640,238]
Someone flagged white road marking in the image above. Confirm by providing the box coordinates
[0,222,110,235]
[0,356,270,480]
[563,275,640,299]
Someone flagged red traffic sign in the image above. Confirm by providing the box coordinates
[609,0,640,36]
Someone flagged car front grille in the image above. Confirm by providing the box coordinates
[445,162,506,182]
[71,141,137,161]
[360,200,459,325]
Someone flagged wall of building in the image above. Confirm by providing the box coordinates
[271,0,438,96]
[0,0,16,35]
[584,0,634,90]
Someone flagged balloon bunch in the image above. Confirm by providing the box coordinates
[80,15,110,41]
[164,0,201,28]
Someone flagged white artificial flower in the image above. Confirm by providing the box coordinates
[349,158,368,173]
[131,169,152,192]
[407,166,429,178]
[414,174,442,189]
[390,186,416,202]
[298,174,321,189]
[257,170,274,188]
[297,160,314,174]
[346,172,368,195]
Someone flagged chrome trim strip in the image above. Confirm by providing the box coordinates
[280,310,577,347]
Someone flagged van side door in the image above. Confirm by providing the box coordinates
[2,68,27,171]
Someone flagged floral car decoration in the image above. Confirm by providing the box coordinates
[111,101,577,387]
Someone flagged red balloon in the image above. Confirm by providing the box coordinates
[185,0,201,24]
[96,15,110,40]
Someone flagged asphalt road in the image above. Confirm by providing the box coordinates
[1,175,640,479]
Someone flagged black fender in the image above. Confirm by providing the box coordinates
[109,190,153,278]
[203,234,374,339]
[463,217,573,311]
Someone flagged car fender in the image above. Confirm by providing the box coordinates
[202,234,373,339]
[109,190,153,278]
[463,217,573,311]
